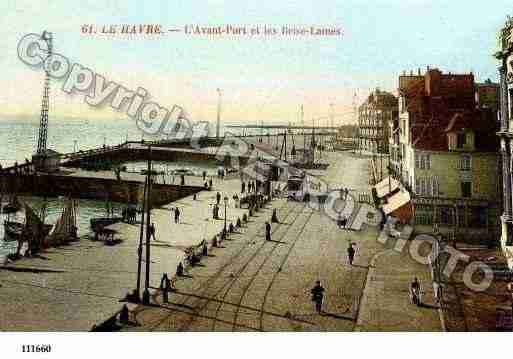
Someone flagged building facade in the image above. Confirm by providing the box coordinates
[358,89,398,154]
[391,68,500,242]
[496,16,513,267]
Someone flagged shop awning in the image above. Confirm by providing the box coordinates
[374,176,400,199]
[382,190,411,215]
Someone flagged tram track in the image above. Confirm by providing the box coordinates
[165,198,300,331]
[256,208,317,331]
[210,202,306,331]
[226,205,312,331]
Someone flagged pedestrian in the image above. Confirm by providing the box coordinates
[310,280,325,313]
[213,204,219,220]
[174,207,180,224]
[202,241,208,256]
[342,216,348,229]
[241,181,246,194]
[176,262,184,277]
[265,221,271,241]
[149,222,156,241]
[347,243,355,265]
[172,173,175,184]
[345,188,349,200]
[202,170,207,181]
[271,208,279,223]
[181,174,185,186]
[204,181,208,189]
[160,273,171,303]
[236,217,242,228]
[119,304,130,324]
[410,277,421,306]
[209,177,213,189]
[216,192,221,205]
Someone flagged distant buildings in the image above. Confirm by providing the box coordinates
[388,67,500,242]
[357,88,398,154]
[496,16,513,267]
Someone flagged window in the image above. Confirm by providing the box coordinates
[457,133,466,148]
[415,153,431,170]
[461,182,472,198]
[460,154,471,170]
[432,177,439,196]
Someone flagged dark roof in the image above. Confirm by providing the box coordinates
[402,69,498,152]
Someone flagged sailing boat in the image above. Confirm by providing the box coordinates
[45,198,78,247]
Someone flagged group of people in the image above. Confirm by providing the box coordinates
[241,180,258,194]
[337,212,348,229]
[204,177,213,190]
[122,206,137,224]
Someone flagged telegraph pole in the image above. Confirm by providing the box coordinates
[135,175,147,302]
[301,105,305,153]
[216,88,222,139]
[142,145,153,305]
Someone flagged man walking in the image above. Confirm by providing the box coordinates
[347,243,355,265]
[149,222,156,241]
[160,273,171,303]
[311,280,325,313]
[265,221,271,241]
[174,207,180,224]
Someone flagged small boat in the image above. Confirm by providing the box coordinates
[171,168,195,176]
[3,221,23,241]
[90,217,123,232]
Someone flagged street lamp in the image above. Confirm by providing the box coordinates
[223,196,229,235]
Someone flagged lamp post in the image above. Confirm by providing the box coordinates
[223,196,228,235]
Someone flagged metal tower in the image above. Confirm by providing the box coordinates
[37,31,52,154]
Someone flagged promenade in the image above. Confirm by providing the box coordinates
[0,150,443,331]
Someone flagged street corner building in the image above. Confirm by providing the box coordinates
[496,16,513,269]
[388,67,500,245]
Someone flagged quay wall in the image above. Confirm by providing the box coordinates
[0,174,202,206]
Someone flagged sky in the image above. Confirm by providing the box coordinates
[0,0,510,126]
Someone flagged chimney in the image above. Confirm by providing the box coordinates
[425,68,441,96]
